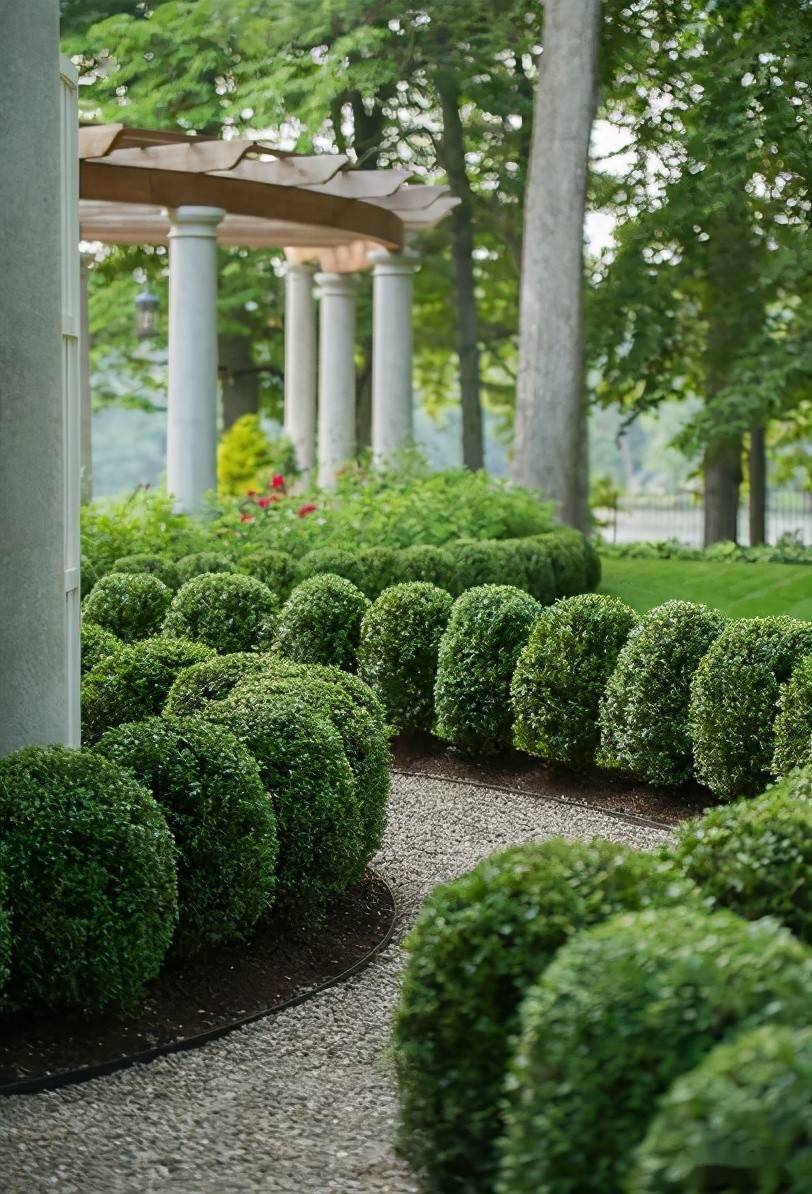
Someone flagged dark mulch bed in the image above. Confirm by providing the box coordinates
[392,733,715,826]
[0,872,394,1095]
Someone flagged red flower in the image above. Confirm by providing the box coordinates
[297,502,317,518]
[246,489,258,499]
[271,473,285,490]
[258,495,280,509]
[240,512,255,523]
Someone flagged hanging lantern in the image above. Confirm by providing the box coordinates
[134,288,159,339]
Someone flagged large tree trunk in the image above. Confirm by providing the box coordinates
[511,0,600,529]
[703,435,742,544]
[219,333,259,429]
[748,423,767,545]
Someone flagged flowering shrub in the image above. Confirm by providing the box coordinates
[276,574,370,671]
[82,572,173,642]
[162,572,279,654]
[216,413,296,497]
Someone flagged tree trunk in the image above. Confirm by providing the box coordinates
[219,333,259,428]
[511,0,600,530]
[703,435,742,544]
[748,423,767,545]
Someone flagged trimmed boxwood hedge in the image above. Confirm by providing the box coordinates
[0,873,10,1006]
[162,572,279,654]
[80,619,122,675]
[80,555,99,598]
[772,654,812,777]
[97,717,278,955]
[82,572,173,642]
[627,1024,812,1194]
[358,583,454,732]
[238,548,303,601]
[599,600,726,785]
[176,551,235,585]
[110,552,181,591]
[435,585,541,753]
[512,593,638,766]
[276,573,371,671]
[298,547,366,590]
[497,907,812,1194]
[394,840,699,1192]
[355,546,403,598]
[444,539,518,594]
[538,528,591,596]
[688,616,812,798]
[395,544,455,591]
[163,651,274,716]
[669,774,812,943]
[0,746,178,1013]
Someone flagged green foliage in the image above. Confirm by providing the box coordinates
[512,594,638,766]
[82,572,173,642]
[110,552,181,590]
[395,840,698,1192]
[497,908,812,1194]
[298,547,367,590]
[97,717,278,954]
[355,547,403,599]
[176,551,236,586]
[80,556,99,599]
[599,600,726,785]
[509,539,557,604]
[0,746,177,1013]
[81,491,210,573]
[627,1025,812,1194]
[276,574,371,672]
[445,539,518,594]
[238,548,303,601]
[82,636,214,742]
[80,620,122,675]
[435,585,541,753]
[772,655,812,777]
[395,544,455,590]
[600,535,812,567]
[670,777,812,944]
[688,616,812,798]
[162,572,279,654]
[217,414,296,496]
[358,583,454,732]
[163,651,276,717]
[539,528,592,596]
[0,872,10,1005]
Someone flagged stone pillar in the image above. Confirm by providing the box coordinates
[79,254,93,505]
[315,272,358,490]
[283,261,317,477]
[165,205,225,512]
[371,249,417,464]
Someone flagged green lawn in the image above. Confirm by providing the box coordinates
[599,557,812,621]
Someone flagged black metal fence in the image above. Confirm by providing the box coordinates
[595,490,812,546]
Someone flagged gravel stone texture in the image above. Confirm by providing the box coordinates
[0,773,670,1193]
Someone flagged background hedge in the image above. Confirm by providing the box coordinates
[772,654,812,777]
[276,573,370,671]
[176,551,236,585]
[238,548,303,601]
[110,552,180,591]
[395,544,454,591]
[82,572,172,642]
[298,547,366,590]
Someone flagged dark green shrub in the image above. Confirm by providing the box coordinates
[497,907,812,1194]
[110,552,181,591]
[355,546,402,598]
[627,1024,812,1194]
[538,528,590,596]
[82,572,172,642]
[0,746,177,1012]
[97,717,278,954]
[82,636,214,741]
[688,616,812,798]
[164,651,277,716]
[238,548,302,601]
[395,840,699,1192]
[395,544,455,591]
[669,776,812,943]
[512,593,638,766]
[510,539,556,604]
[276,574,370,671]
[162,572,279,654]
[0,873,10,1005]
[445,539,513,594]
[176,551,235,585]
[358,583,454,732]
[296,662,387,728]
[298,547,366,590]
[772,654,812,777]
[435,586,541,753]
[599,600,726,785]
[80,619,122,675]
[80,556,99,598]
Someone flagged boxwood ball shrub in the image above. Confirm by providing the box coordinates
[163,651,272,716]
[445,539,514,594]
[82,572,173,642]
[110,552,181,591]
[298,546,366,590]
[97,717,278,954]
[669,776,812,942]
[395,544,455,591]
[394,840,699,1192]
[80,555,99,598]
[82,636,214,741]
[539,528,590,596]
[772,654,812,777]
[355,546,402,598]
[496,907,812,1194]
[599,600,726,785]
[0,874,10,1005]
[512,593,638,766]
[358,583,454,732]
[510,538,556,604]
[688,616,812,798]
[238,548,302,601]
[0,746,177,1013]
[176,551,236,586]
[434,586,541,753]
[80,619,122,675]
[162,572,279,654]
[627,1025,812,1194]
[276,573,370,671]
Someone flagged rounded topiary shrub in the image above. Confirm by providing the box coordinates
[445,539,513,594]
[82,635,214,741]
[238,548,302,601]
[97,717,278,954]
[627,1024,812,1194]
[82,572,172,642]
[176,551,235,586]
[162,572,279,654]
[395,544,455,592]
[0,746,177,1013]
[496,907,812,1194]
[0,874,10,1006]
[539,528,590,596]
[298,547,366,590]
[276,574,370,672]
[434,585,541,753]
[599,600,726,785]
[110,552,180,591]
[80,556,99,598]
[510,539,556,604]
[358,583,454,732]
[394,840,699,1192]
[688,616,812,798]
[772,654,812,777]
[80,619,122,675]
[512,593,638,766]
[163,651,276,716]
[669,776,812,943]
[297,662,387,728]
[355,547,402,599]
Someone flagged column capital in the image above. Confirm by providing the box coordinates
[369,247,420,275]
[165,205,226,237]
[284,259,317,279]
[314,271,359,301]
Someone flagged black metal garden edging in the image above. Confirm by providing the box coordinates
[0,870,397,1098]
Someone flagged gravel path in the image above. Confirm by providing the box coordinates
[0,774,670,1193]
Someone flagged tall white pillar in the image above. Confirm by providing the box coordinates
[79,254,93,505]
[166,205,225,512]
[315,272,358,490]
[283,261,317,477]
[371,249,417,464]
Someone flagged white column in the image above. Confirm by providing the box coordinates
[371,249,417,464]
[166,205,225,512]
[283,261,317,477]
[315,272,358,490]
[79,254,93,505]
